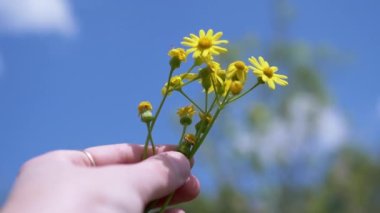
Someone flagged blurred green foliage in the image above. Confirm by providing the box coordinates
[179,147,380,212]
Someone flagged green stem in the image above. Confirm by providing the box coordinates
[159,191,175,213]
[183,63,197,76]
[178,125,188,145]
[227,81,261,104]
[189,90,230,158]
[143,68,176,159]
[207,97,218,114]
[205,92,208,111]
[189,107,223,158]
[179,90,205,113]
[150,68,176,129]
[147,123,156,155]
[180,76,201,88]
[142,123,150,159]
[210,77,222,108]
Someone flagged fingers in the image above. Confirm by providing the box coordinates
[168,175,200,205]
[83,143,177,166]
[126,151,191,203]
[152,175,200,207]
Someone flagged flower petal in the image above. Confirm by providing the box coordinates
[213,32,223,40]
[213,40,229,44]
[190,34,198,39]
[275,74,288,79]
[274,78,288,86]
[206,29,214,37]
[199,29,206,37]
[267,80,276,90]
[249,57,262,69]
[271,66,278,72]
[212,46,228,53]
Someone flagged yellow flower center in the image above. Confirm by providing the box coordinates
[234,61,245,70]
[263,67,273,78]
[198,37,212,50]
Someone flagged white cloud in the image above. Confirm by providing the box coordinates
[315,107,347,150]
[233,94,348,166]
[0,0,77,36]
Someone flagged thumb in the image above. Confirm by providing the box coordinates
[128,151,191,203]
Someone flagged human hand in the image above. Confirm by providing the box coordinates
[2,144,200,213]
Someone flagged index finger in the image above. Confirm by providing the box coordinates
[84,143,177,166]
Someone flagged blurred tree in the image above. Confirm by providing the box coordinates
[308,147,380,213]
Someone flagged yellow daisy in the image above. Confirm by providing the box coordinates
[248,56,288,90]
[181,29,228,59]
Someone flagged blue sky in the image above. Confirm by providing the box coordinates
[1,0,379,203]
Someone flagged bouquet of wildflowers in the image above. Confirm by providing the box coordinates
[137,29,288,212]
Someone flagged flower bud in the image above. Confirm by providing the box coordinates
[140,110,153,123]
[138,101,153,123]
[168,48,187,69]
[138,101,153,114]
[180,116,192,126]
[177,105,196,126]
[184,134,197,145]
[230,81,243,95]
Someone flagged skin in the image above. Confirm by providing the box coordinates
[1,144,200,213]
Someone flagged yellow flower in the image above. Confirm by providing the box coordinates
[249,56,288,90]
[168,48,187,62]
[181,29,228,59]
[227,61,249,83]
[162,76,184,95]
[177,105,196,125]
[138,101,153,114]
[184,134,197,145]
[177,105,196,118]
[199,112,212,123]
[199,60,226,94]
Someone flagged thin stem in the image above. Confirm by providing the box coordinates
[180,76,201,88]
[189,90,230,158]
[142,123,151,159]
[205,92,208,111]
[227,81,261,104]
[159,191,175,213]
[210,77,222,108]
[178,125,188,145]
[150,68,176,129]
[179,90,205,113]
[143,68,176,159]
[207,96,218,114]
[147,123,156,155]
[183,63,197,76]
[189,107,222,158]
